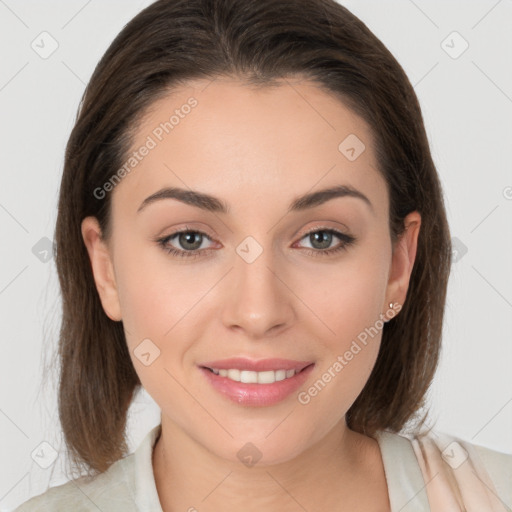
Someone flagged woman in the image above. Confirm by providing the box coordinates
[15,0,511,510]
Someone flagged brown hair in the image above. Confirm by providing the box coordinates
[53,0,452,476]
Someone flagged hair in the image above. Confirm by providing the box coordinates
[53,0,452,477]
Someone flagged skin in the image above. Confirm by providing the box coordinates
[82,77,421,512]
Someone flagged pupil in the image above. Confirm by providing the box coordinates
[181,232,201,250]
[312,231,331,249]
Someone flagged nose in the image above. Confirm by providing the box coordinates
[220,247,295,340]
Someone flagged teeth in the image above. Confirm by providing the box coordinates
[211,368,298,384]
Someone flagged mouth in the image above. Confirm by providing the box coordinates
[198,360,315,407]
[200,364,314,384]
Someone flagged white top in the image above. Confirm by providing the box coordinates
[14,423,512,511]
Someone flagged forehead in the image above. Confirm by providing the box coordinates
[111,77,387,221]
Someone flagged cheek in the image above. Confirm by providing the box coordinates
[113,238,189,337]
[113,242,204,384]
[299,309,384,426]
[298,246,390,343]
[295,245,389,407]
[115,256,190,408]
[116,267,168,337]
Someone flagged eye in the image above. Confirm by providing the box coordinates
[155,226,357,259]
[155,226,215,259]
[294,227,356,257]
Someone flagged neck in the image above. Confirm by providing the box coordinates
[152,414,387,512]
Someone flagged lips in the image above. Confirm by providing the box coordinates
[199,361,315,406]
[199,357,313,373]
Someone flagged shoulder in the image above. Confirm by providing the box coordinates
[14,452,139,512]
[409,429,512,508]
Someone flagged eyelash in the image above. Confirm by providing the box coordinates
[155,225,356,260]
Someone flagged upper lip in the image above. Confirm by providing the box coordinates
[199,357,314,372]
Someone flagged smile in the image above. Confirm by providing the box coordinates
[199,362,315,407]
[206,368,298,384]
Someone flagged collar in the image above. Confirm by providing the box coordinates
[375,430,431,511]
[132,423,164,512]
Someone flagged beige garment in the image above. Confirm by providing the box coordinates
[14,424,512,511]
[410,431,511,511]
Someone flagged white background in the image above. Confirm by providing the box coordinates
[1,0,511,509]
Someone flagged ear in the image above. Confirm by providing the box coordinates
[385,211,421,309]
[81,216,122,321]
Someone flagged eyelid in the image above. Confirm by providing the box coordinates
[156,222,352,244]
[297,223,351,238]
[156,222,216,239]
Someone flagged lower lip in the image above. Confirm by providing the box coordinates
[199,364,315,407]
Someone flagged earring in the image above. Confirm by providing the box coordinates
[384,302,397,323]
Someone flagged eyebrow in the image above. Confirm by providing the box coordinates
[136,184,373,215]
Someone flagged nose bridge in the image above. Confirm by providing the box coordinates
[221,235,293,337]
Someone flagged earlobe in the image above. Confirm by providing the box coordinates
[385,211,422,308]
[81,216,122,322]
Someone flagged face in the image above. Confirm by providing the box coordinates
[82,77,420,465]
